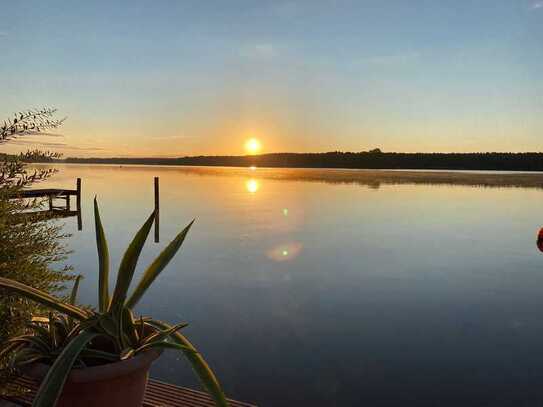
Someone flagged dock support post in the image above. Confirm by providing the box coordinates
[154,177,159,243]
[48,195,53,211]
[76,178,82,231]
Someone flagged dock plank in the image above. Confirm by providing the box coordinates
[10,189,78,198]
[1,376,256,407]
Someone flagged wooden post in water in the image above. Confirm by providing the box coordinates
[154,177,159,243]
[76,178,82,231]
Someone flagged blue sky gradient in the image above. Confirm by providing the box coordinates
[1,0,542,156]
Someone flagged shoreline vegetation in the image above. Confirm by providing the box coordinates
[62,151,543,172]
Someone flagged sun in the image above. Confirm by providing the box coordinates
[244,138,261,155]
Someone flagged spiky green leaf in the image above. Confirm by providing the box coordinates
[135,340,194,354]
[69,275,82,306]
[8,335,51,354]
[109,211,155,314]
[94,198,110,312]
[32,331,98,407]
[0,277,88,320]
[0,341,23,361]
[121,307,139,346]
[126,220,194,309]
[80,349,118,362]
[147,320,229,407]
[140,321,188,346]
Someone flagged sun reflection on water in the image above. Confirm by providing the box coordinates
[246,179,259,193]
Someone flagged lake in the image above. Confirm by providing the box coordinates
[35,164,543,406]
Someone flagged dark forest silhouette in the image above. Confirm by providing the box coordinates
[63,150,543,171]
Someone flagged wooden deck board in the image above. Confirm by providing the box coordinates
[1,376,256,407]
[10,189,79,198]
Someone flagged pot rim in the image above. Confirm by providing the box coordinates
[27,349,162,384]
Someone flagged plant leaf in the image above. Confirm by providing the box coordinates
[0,277,88,320]
[80,349,118,362]
[97,314,117,337]
[94,198,110,312]
[31,316,50,324]
[120,347,135,360]
[121,307,139,346]
[126,220,194,309]
[146,320,229,407]
[0,341,23,361]
[7,335,51,354]
[135,340,194,354]
[32,331,98,407]
[140,321,188,346]
[109,211,155,315]
[69,275,82,306]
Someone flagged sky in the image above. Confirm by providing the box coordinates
[1,0,542,157]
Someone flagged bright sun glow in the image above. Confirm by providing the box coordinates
[246,179,259,193]
[244,138,261,155]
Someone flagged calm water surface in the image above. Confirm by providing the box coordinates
[38,165,543,406]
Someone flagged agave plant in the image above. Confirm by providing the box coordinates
[0,198,228,407]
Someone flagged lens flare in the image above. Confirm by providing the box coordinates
[267,242,303,262]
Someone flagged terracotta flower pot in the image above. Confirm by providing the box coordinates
[27,349,161,407]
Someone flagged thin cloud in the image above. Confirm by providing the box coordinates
[61,145,106,151]
[9,139,105,151]
[152,135,193,141]
[19,131,64,137]
[239,43,280,59]
[10,140,67,147]
[532,1,543,9]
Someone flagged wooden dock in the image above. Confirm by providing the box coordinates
[9,178,82,230]
[8,177,166,239]
[1,375,256,407]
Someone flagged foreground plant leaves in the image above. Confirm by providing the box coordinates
[109,211,155,315]
[94,198,110,312]
[147,320,229,407]
[126,220,194,308]
[33,331,99,407]
[1,199,229,407]
[0,277,88,320]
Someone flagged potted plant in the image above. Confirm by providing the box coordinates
[0,198,229,407]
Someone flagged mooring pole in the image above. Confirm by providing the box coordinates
[154,177,159,243]
[76,178,82,231]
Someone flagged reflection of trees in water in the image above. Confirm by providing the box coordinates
[145,166,543,190]
[367,180,381,190]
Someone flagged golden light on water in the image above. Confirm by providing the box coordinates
[244,138,261,155]
[246,179,259,193]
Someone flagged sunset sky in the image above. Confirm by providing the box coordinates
[1,0,542,157]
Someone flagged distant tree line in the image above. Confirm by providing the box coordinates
[63,150,543,171]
